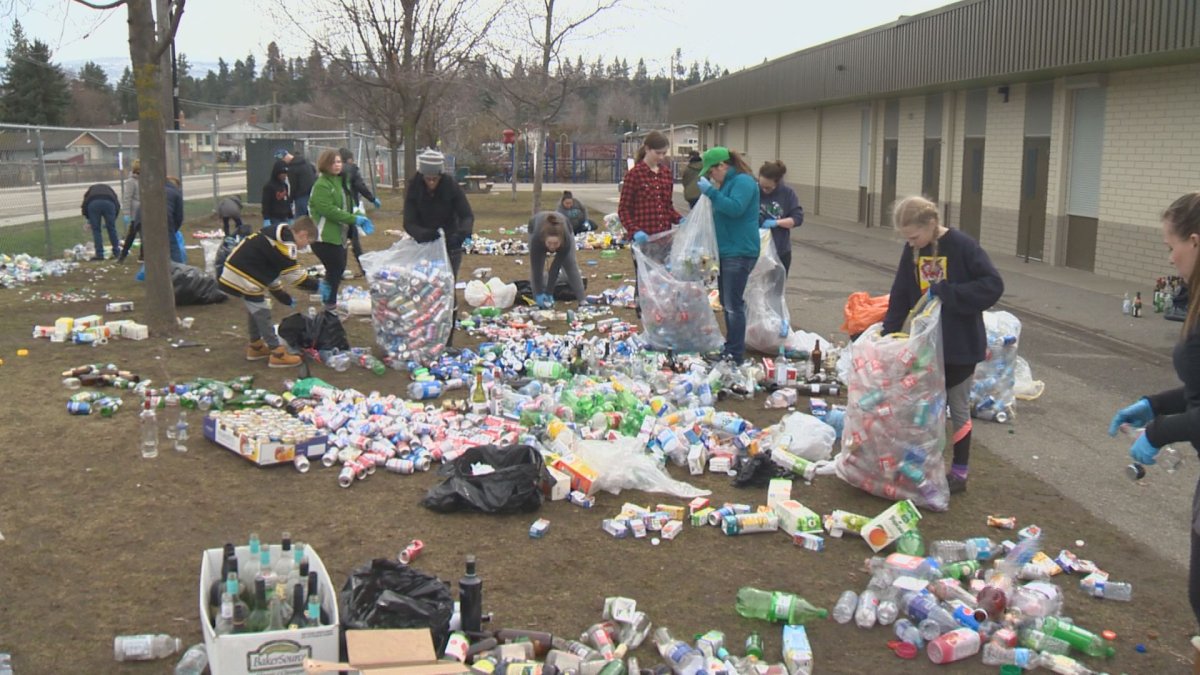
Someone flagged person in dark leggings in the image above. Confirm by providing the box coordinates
[307,149,374,311]
[881,195,1004,495]
[1108,192,1200,634]
[339,148,381,277]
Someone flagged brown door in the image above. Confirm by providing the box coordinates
[922,139,941,202]
[959,138,985,240]
[1017,137,1050,261]
[881,139,898,227]
[858,186,868,223]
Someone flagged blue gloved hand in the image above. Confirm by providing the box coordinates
[354,215,374,235]
[462,237,473,250]
[633,231,649,244]
[536,293,555,309]
[761,219,777,230]
[123,215,131,225]
[263,219,271,229]
[1130,432,1160,465]
[318,279,333,305]
[823,409,845,440]
[927,281,945,299]
[1109,398,1153,436]
[697,177,713,193]
[372,197,382,208]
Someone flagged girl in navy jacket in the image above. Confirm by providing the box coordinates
[881,196,1004,494]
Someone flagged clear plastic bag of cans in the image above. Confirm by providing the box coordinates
[667,195,720,286]
[745,233,791,353]
[969,310,1021,423]
[834,296,950,511]
[632,230,724,354]
[360,236,455,367]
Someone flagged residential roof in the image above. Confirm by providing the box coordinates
[0,129,80,153]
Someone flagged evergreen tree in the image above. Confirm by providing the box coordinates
[69,61,116,125]
[0,24,71,125]
[633,58,648,85]
[686,61,701,86]
[78,62,110,91]
[116,67,138,121]
[590,56,605,80]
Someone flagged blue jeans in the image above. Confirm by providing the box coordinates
[718,255,755,362]
[293,195,310,217]
[86,200,119,258]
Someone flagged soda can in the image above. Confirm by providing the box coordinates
[398,539,424,564]
[444,631,469,662]
[66,400,91,415]
[293,454,311,473]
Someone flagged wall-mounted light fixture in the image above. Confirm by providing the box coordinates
[998,85,1010,103]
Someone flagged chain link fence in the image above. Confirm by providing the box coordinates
[0,122,382,259]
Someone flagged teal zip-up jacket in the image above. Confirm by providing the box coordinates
[704,167,760,258]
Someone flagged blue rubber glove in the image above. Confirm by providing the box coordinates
[318,279,333,305]
[537,294,555,309]
[354,215,374,235]
[1109,398,1153,436]
[1130,432,1160,465]
[462,237,473,250]
[697,177,713,194]
[633,231,648,244]
[823,409,845,440]
[761,219,777,230]
[372,197,382,208]
[263,219,271,229]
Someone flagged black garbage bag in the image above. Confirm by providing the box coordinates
[513,277,588,303]
[171,263,227,305]
[731,452,789,488]
[278,309,351,352]
[339,558,454,653]
[421,444,548,513]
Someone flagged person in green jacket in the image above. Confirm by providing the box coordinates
[308,148,374,311]
[681,151,703,208]
[696,146,760,364]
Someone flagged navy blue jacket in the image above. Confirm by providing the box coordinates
[881,228,1003,366]
[759,182,804,259]
[1146,328,1200,452]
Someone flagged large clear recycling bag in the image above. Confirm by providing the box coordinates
[634,229,724,354]
[745,233,790,353]
[667,195,720,287]
[834,296,950,511]
[360,235,455,367]
[970,310,1021,424]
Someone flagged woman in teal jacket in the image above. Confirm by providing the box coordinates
[308,149,373,310]
[697,146,760,364]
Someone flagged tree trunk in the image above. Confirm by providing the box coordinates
[403,120,417,181]
[531,125,544,214]
[387,125,401,190]
[156,0,179,178]
[129,0,177,335]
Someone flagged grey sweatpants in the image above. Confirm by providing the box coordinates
[244,297,278,348]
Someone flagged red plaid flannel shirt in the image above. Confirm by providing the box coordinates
[618,161,681,236]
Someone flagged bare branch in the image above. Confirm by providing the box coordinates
[149,0,185,62]
[72,0,127,8]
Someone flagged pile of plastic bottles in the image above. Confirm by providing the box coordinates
[336,285,373,315]
[970,311,1021,424]
[464,235,529,256]
[365,256,454,366]
[24,289,101,304]
[1,252,77,288]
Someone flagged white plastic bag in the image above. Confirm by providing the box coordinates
[834,296,950,511]
[464,277,518,308]
[634,230,724,353]
[572,436,711,498]
[745,233,791,353]
[668,195,720,286]
[360,235,454,366]
[1013,356,1045,400]
[970,311,1021,423]
[766,412,836,462]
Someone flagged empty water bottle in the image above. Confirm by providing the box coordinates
[854,589,879,628]
[832,590,858,624]
[174,643,208,675]
[114,634,181,661]
[981,642,1036,668]
[893,618,924,647]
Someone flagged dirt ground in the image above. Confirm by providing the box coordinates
[0,194,1191,674]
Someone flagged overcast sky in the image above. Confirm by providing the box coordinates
[11,0,959,76]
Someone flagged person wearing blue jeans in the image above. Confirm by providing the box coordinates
[81,183,121,260]
[696,146,761,364]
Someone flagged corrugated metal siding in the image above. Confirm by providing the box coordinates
[746,114,778,167]
[669,0,1200,123]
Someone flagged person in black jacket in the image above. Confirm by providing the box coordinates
[279,149,318,216]
[81,183,121,261]
[404,149,474,345]
[261,159,293,227]
[339,148,380,277]
[880,195,1004,495]
[116,177,186,264]
[218,217,317,368]
[1108,193,1200,628]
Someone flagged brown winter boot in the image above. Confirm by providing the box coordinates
[246,339,271,361]
[268,346,302,368]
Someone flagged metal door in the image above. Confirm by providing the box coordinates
[881,139,898,227]
[959,138,985,240]
[1016,137,1050,261]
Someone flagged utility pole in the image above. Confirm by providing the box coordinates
[669,49,678,161]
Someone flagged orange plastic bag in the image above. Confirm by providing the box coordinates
[841,291,890,336]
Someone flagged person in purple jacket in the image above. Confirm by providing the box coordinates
[881,195,1004,495]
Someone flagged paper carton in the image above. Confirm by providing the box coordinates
[774,500,822,536]
[767,479,792,509]
[542,465,571,501]
[860,499,923,552]
[551,454,598,496]
[200,546,339,675]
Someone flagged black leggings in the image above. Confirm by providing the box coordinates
[1191,526,1200,628]
[311,242,347,306]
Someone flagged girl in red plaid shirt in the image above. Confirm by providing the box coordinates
[619,131,681,309]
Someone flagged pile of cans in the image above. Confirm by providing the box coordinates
[366,257,454,366]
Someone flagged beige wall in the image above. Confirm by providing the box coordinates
[746,113,778,169]
[723,117,747,153]
[818,104,863,221]
[779,109,819,211]
[979,83,1026,256]
[945,91,968,224]
[1044,81,1069,266]
[896,96,925,199]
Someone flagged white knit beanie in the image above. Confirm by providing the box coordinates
[418,149,445,175]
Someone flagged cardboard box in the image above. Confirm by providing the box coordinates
[767,479,792,509]
[774,500,822,536]
[200,546,340,675]
[542,465,571,501]
[322,629,470,675]
[203,414,328,467]
[551,454,598,496]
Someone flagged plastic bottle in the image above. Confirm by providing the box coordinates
[854,589,879,628]
[1018,628,1071,655]
[928,537,998,563]
[1087,579,1133,601]
[114,634,182,661]
[903,592,959,636]
[652,627,704,675]
[831,590,858,624]
[981,642,1036,668]
[526,359,569,380]
[174,407,189,452]
[140,395,159,459]
[926,627,980,664]
[774,347,789,387]
[1039,616,1114,658]
[1036,653,1099,675]
[164,383,180,440]
[174,643,209,675]
[893,618,924,647]
[876,589,900,626]
[359,353,387,375]
[734,587,828,624]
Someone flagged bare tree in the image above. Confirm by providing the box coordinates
[283,0,502,188]
[75,0,182,335]
[485,0,625,214]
